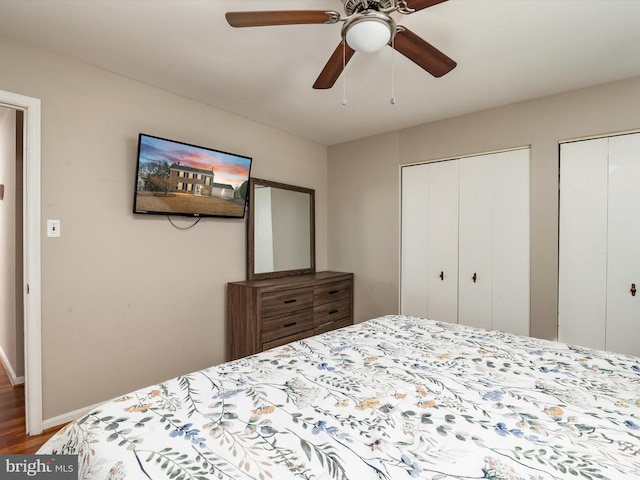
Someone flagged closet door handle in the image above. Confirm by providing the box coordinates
[439,271,444,281]
[472,272,477,283]
[632,283,637,297]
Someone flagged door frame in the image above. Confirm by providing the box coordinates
[0,89,42,435]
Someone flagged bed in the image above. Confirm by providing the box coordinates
[38,315,640,479]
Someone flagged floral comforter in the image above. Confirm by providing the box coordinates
[38,315,640,479]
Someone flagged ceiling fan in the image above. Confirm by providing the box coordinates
[225,0,457,89]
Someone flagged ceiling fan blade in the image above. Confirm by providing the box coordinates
[313,42,356,89]
[392,27,456,77]
[225,10,340,28]
[403,0,448,12]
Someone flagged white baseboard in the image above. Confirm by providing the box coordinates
[42,402,102,431]
[0,346,23,386]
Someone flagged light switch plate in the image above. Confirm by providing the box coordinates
[47,219,61,237]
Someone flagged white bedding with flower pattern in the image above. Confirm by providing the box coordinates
[38,315,640,479]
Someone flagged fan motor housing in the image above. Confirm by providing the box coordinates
[343,0,395,16]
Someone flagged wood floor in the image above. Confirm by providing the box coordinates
[0,364,65,453]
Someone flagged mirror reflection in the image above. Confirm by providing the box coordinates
[248,178,315,280]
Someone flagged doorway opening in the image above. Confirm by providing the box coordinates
[0,90,42,435]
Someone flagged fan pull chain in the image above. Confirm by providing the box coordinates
[390,37,396,105]
[341,40,348,106]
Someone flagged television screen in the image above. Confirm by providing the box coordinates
[133,133,252,218]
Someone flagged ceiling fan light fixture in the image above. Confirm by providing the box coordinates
[342,12,396,53]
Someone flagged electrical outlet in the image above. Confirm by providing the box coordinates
[47,219,61,238]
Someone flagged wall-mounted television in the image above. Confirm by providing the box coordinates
[133,133,252,219]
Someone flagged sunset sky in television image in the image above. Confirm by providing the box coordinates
[139,134,251,187]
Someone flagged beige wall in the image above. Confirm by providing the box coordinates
[327,131,400,322]
[328,75,640,340]
[0,37,328,420]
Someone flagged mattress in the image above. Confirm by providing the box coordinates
[38,315,640,479]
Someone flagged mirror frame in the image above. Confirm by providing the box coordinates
[247,177,316,280]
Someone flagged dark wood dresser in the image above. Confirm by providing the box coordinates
[226,271,353,361]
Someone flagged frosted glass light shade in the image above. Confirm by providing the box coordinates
[345,19,392,53]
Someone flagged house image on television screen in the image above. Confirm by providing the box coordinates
[134,134,252,218]
[171,163,235,199]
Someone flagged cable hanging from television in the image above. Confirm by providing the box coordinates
[167,215,201,229]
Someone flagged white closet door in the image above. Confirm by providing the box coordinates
[401,151,528,332]
[491,149,530,336]
[426,161,459,323]
[400,163,430,316]
[558,139,608,350]
[458,149,530,335]
[458,155,493,329]
[606,134,640,357]
[400,161,458,322]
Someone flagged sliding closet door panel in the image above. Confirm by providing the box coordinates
[400,164,430,316]
[492,149,530,336]
[558,139,608,350]
[606,133,640,357]
[426,160,459,323]
[458,155,493,329]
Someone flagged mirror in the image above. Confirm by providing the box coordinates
[247,177,315,280]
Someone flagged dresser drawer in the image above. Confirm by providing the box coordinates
[313,297,351,327]
[314,280,351,306]
[314,317,353,336]
[261,287,314,317]
[262,328,314,351]
[261,310,314,344]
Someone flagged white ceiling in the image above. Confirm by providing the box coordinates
[1,0,640,145]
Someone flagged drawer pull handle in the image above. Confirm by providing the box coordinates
[329,309,339,314]
[284,321,297,327]
[328,289,340,295]
[284,299,297,304]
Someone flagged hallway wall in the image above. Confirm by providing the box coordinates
[0,106,21,384]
